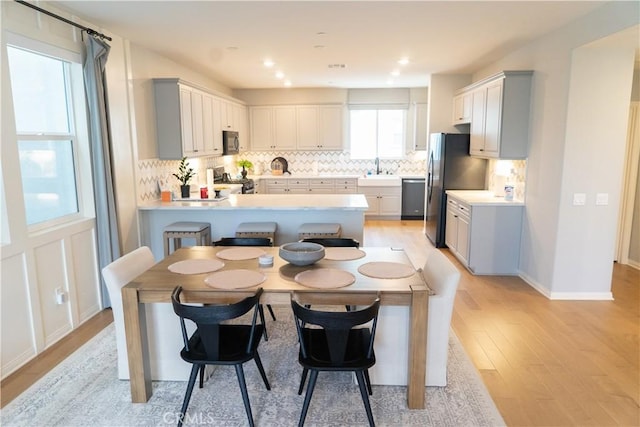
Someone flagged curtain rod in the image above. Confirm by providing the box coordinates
[14,0,112,42]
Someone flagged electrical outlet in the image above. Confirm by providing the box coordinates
[595,193,609,206]
[55,287,66,305]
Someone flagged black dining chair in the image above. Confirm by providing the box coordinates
[300,237,360,247]
[212,237,277,325]
[171,286,271,427]
[290,294,381,427]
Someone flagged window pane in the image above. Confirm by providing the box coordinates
[7,46,70,134]
[350,110,377,159]
[377,110,404,158]
[19,140,79,225]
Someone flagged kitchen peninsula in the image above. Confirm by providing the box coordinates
[139,194,368,258]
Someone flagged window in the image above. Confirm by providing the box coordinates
[7,45,81,227]
[350,109,405,159]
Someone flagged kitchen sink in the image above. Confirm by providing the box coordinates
[357,175,401,187]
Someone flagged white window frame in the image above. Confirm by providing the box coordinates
[5,32,93,234]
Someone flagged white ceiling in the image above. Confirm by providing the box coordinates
[52,1,610,89]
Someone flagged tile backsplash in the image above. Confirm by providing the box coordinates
[137,150,428,203]
[487,159,527,201]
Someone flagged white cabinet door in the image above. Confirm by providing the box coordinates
[483,82,502,156]
[273,106,297,150]
[414,103,428,150]
[202,94,222,156]
[178,87,196,156]
[319,105,343,150]
[445,202,458,249]
[379,194,402,216]
[296,106,320,150]
[457,214,470,265]
[236,104,248,151]
[452,93,472,125]
[249,107,274,150]
[469,89,486,156]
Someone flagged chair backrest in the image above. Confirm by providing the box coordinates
[301,238,360,247]
[101,246,156,377]
[291,295,380,363]
[171,286,263,359]
[213,237,273,247]
[421,250,461,302]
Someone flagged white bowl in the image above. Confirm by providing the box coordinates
[279,242,325,266]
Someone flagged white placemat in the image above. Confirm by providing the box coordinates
[204,269,266,289]
[358,262,416,279]
[168,259,225,275]
[324,247,366,261]
[294,268,355,289]
[216,247,266,261]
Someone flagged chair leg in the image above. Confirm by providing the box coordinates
[199,365,205,388]
[355,370,376,427]
[266,304,277,321]
[364,369,373,395]
[297,368,309,395]
[298,370,318,427]
[178,364,201,427]
[253,352,271,390]
[258,305,269,341]
[234,364,255,427]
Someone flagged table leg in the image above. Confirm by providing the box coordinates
[407,285,428,409]
[122,286,152,402]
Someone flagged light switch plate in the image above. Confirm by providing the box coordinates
[596,193,609,206]
[573,193,586,206]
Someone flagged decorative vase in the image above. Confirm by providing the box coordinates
[241,167,248,179]
[180,185,190,198]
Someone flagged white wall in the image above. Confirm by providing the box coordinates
[472,2,639,298]
[427,74,471,135]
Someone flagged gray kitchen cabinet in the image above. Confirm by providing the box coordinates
[457,71,533,159]
[296,104,344,150]
[154,78,245,159]
[413,102,428,150]
[452,92,472,125]
[335,178,358,193]
[273,107,297,150]
[359,186,402,218]
[308,178,335,193]
[249,106,296,151]
[446,193,523,275]
[263,178,309,193]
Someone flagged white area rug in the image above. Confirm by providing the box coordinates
[2,307,505,426]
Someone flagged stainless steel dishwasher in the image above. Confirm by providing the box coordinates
[401,178,426,219]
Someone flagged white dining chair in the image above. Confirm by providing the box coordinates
[102,246,193,380]
[368,248,461,387]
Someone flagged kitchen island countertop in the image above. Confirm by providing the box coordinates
[139,194,368,210]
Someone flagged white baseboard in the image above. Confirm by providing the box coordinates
[518,270,614,300]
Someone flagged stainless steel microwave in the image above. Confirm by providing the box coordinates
[222,130,240,155]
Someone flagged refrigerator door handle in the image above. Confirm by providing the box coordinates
[427,152,434,203]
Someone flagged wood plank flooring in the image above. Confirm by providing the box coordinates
[2,219,639,426]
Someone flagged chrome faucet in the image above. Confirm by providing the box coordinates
[375,157,381,175]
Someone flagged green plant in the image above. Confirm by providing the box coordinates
[172,157,195,185]
[237,159,253,170]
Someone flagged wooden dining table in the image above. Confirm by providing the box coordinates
[122,245,431,409]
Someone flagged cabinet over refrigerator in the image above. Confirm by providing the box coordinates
[424,133,487,247]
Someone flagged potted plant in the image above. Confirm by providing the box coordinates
[173,157,196,198]
[237,159,253,179]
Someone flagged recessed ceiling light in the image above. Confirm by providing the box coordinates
[391,70,400,76]
[316,32,326,36]
[275,71,285,79]
[263,59,275,68]
[328,64,347,69]
[398,58,409,65]
[226,46,238,51]
[284,80,292,87]
[314,45,325,49]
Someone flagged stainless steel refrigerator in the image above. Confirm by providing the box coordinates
[424,133,487,247]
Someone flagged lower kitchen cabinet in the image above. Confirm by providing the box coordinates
[446,193,523,275]
[360,186,401,218]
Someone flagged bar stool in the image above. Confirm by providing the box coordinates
[236,222,277,243]
[163,222,211,256]
[298,223,342,240]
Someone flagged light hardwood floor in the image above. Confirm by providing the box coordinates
[2,219,639,426]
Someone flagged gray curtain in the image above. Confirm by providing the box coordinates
[83,35,120,307]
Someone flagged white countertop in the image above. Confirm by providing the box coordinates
[140,193,369,211]
[446,190,525,206]
[250,173,424,180]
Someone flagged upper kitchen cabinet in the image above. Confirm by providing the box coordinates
[297,105,344,151]
[154,78,245,159]
[457,71,533,159]
[249,104,343,151]
[452,92,472,125]
[413,102,428,150]
[249,106,296,151]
